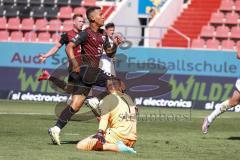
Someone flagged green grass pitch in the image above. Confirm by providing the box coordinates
[0,100,240,160]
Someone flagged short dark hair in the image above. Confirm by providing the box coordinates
[73,13,83,20]
[105,22,115,29]
[86,6,101,21]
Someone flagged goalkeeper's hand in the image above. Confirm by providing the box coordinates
[93,129,106,144]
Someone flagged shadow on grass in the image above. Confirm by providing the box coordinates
[61,140,79,144]
[227,136,240,140]
[47,141,79,146]
[202,136,240,141]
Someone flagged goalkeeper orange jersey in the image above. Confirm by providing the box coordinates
[98,91,137,142]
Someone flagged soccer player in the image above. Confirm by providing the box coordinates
[44,6,122,145]
[38,14,85,105]
[86,22,123,108]
[99,22,117,76]
[38,14,85,63]
[202,49,240,134]
[76,77,137,153]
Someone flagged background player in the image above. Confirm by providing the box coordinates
[99,22,117,76]
[202,48,240,134]
[38,14,85,63]
[76,77,137,153]
[46,6,122,145]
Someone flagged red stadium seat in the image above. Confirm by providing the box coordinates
[200,25,215,38]
[48,19,62,32]
[24,32,37,42]
[10,31,23,41]
[206,39,220,49]
[191,38,205,49]
[81,0,96,7]
[35,18,48,31]
[225,12,239,25]
[62,20,73,32]
[58,6,73,19]
[210,12,225,25]
[7,18,21,30]
[51,33,61,42]
[235,0,240,12]
[221,39,235,50]
[38,32,51,42]
[73,7,86,15]
[0,17,7,30]
[220,0,234,12]
[0,31,9,41]
[215,26,229,39]
[236,41,240,48]
[230,26,240,39]
[21,18,34,31]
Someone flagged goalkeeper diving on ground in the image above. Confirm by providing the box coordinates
[76,77,137,153]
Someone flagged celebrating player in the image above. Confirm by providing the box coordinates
[202,48,240,134]
[43,6,122,145]
[76,77,137,153]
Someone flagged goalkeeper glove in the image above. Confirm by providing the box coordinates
[93,129,106,144]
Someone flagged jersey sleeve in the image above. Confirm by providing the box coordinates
[59,32,68,45]
[71,30,88,46]
[99,94,117,115]
[103,34,117,57]
[103,35,111,49]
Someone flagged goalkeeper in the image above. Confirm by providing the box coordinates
[76,77,137,153]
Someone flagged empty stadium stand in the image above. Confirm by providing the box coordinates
[0,0,116,43]
[162,0,240,50]
[162,0,222,48]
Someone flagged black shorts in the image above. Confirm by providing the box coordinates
[67,66,113,96]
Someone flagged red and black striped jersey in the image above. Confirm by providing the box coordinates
[71,27,111,68]
[60,30,81,58]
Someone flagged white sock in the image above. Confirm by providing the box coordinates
[53,126,61,133]
[207,100,229,123]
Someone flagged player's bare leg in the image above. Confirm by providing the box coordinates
[76,137,136,153]
[202,90,240,134]
[48,94,86,145]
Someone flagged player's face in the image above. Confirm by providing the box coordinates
[73,16,85,31]
[106,27,115,38]
[93,9,105,27]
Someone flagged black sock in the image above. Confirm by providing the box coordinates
[55,105,77,129]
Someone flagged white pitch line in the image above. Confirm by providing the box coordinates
[63,133,80,136]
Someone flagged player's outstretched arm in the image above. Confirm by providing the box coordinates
[39,42,62,63]
[39,32,68,63]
